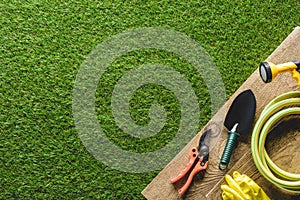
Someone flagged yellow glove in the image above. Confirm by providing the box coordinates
[221,171,270,200]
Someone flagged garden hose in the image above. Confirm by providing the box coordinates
[251,91,300,193]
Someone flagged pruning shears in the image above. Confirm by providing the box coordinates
[170,129,211,196]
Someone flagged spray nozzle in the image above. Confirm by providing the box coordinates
[259,61,300,86]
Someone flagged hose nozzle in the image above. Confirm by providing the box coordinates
[259,61,300,86]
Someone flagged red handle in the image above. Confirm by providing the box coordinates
[177,158,208,195]
[170,147,198,183]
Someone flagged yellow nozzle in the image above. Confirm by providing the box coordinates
[259,61,300,86]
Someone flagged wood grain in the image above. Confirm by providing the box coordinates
[142,27,300,200]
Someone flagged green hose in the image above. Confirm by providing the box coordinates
[251,91,300,193]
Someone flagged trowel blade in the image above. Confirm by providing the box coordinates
[224,90,256,134]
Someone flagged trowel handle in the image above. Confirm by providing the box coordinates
[219,131,240,171]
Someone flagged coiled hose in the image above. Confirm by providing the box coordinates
[251,91,300,193]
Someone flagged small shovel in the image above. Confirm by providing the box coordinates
[219,89,256,171]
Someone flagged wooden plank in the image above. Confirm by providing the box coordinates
[142,27,300,200]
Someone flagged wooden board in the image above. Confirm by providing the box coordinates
[142,26,300,200]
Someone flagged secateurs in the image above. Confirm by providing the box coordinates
[170,129,211,196]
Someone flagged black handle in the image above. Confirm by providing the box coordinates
[219,131,240,171]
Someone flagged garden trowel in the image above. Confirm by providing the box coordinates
[219,89,256,170]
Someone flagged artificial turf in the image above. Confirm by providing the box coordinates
[1,0,299,199]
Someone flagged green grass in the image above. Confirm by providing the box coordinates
[1,0,299,199]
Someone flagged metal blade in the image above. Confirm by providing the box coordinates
[224,90,256,134]
[198,129,211,148]
[198,129,211,165]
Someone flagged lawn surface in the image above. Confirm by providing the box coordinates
[1,0,299,199]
